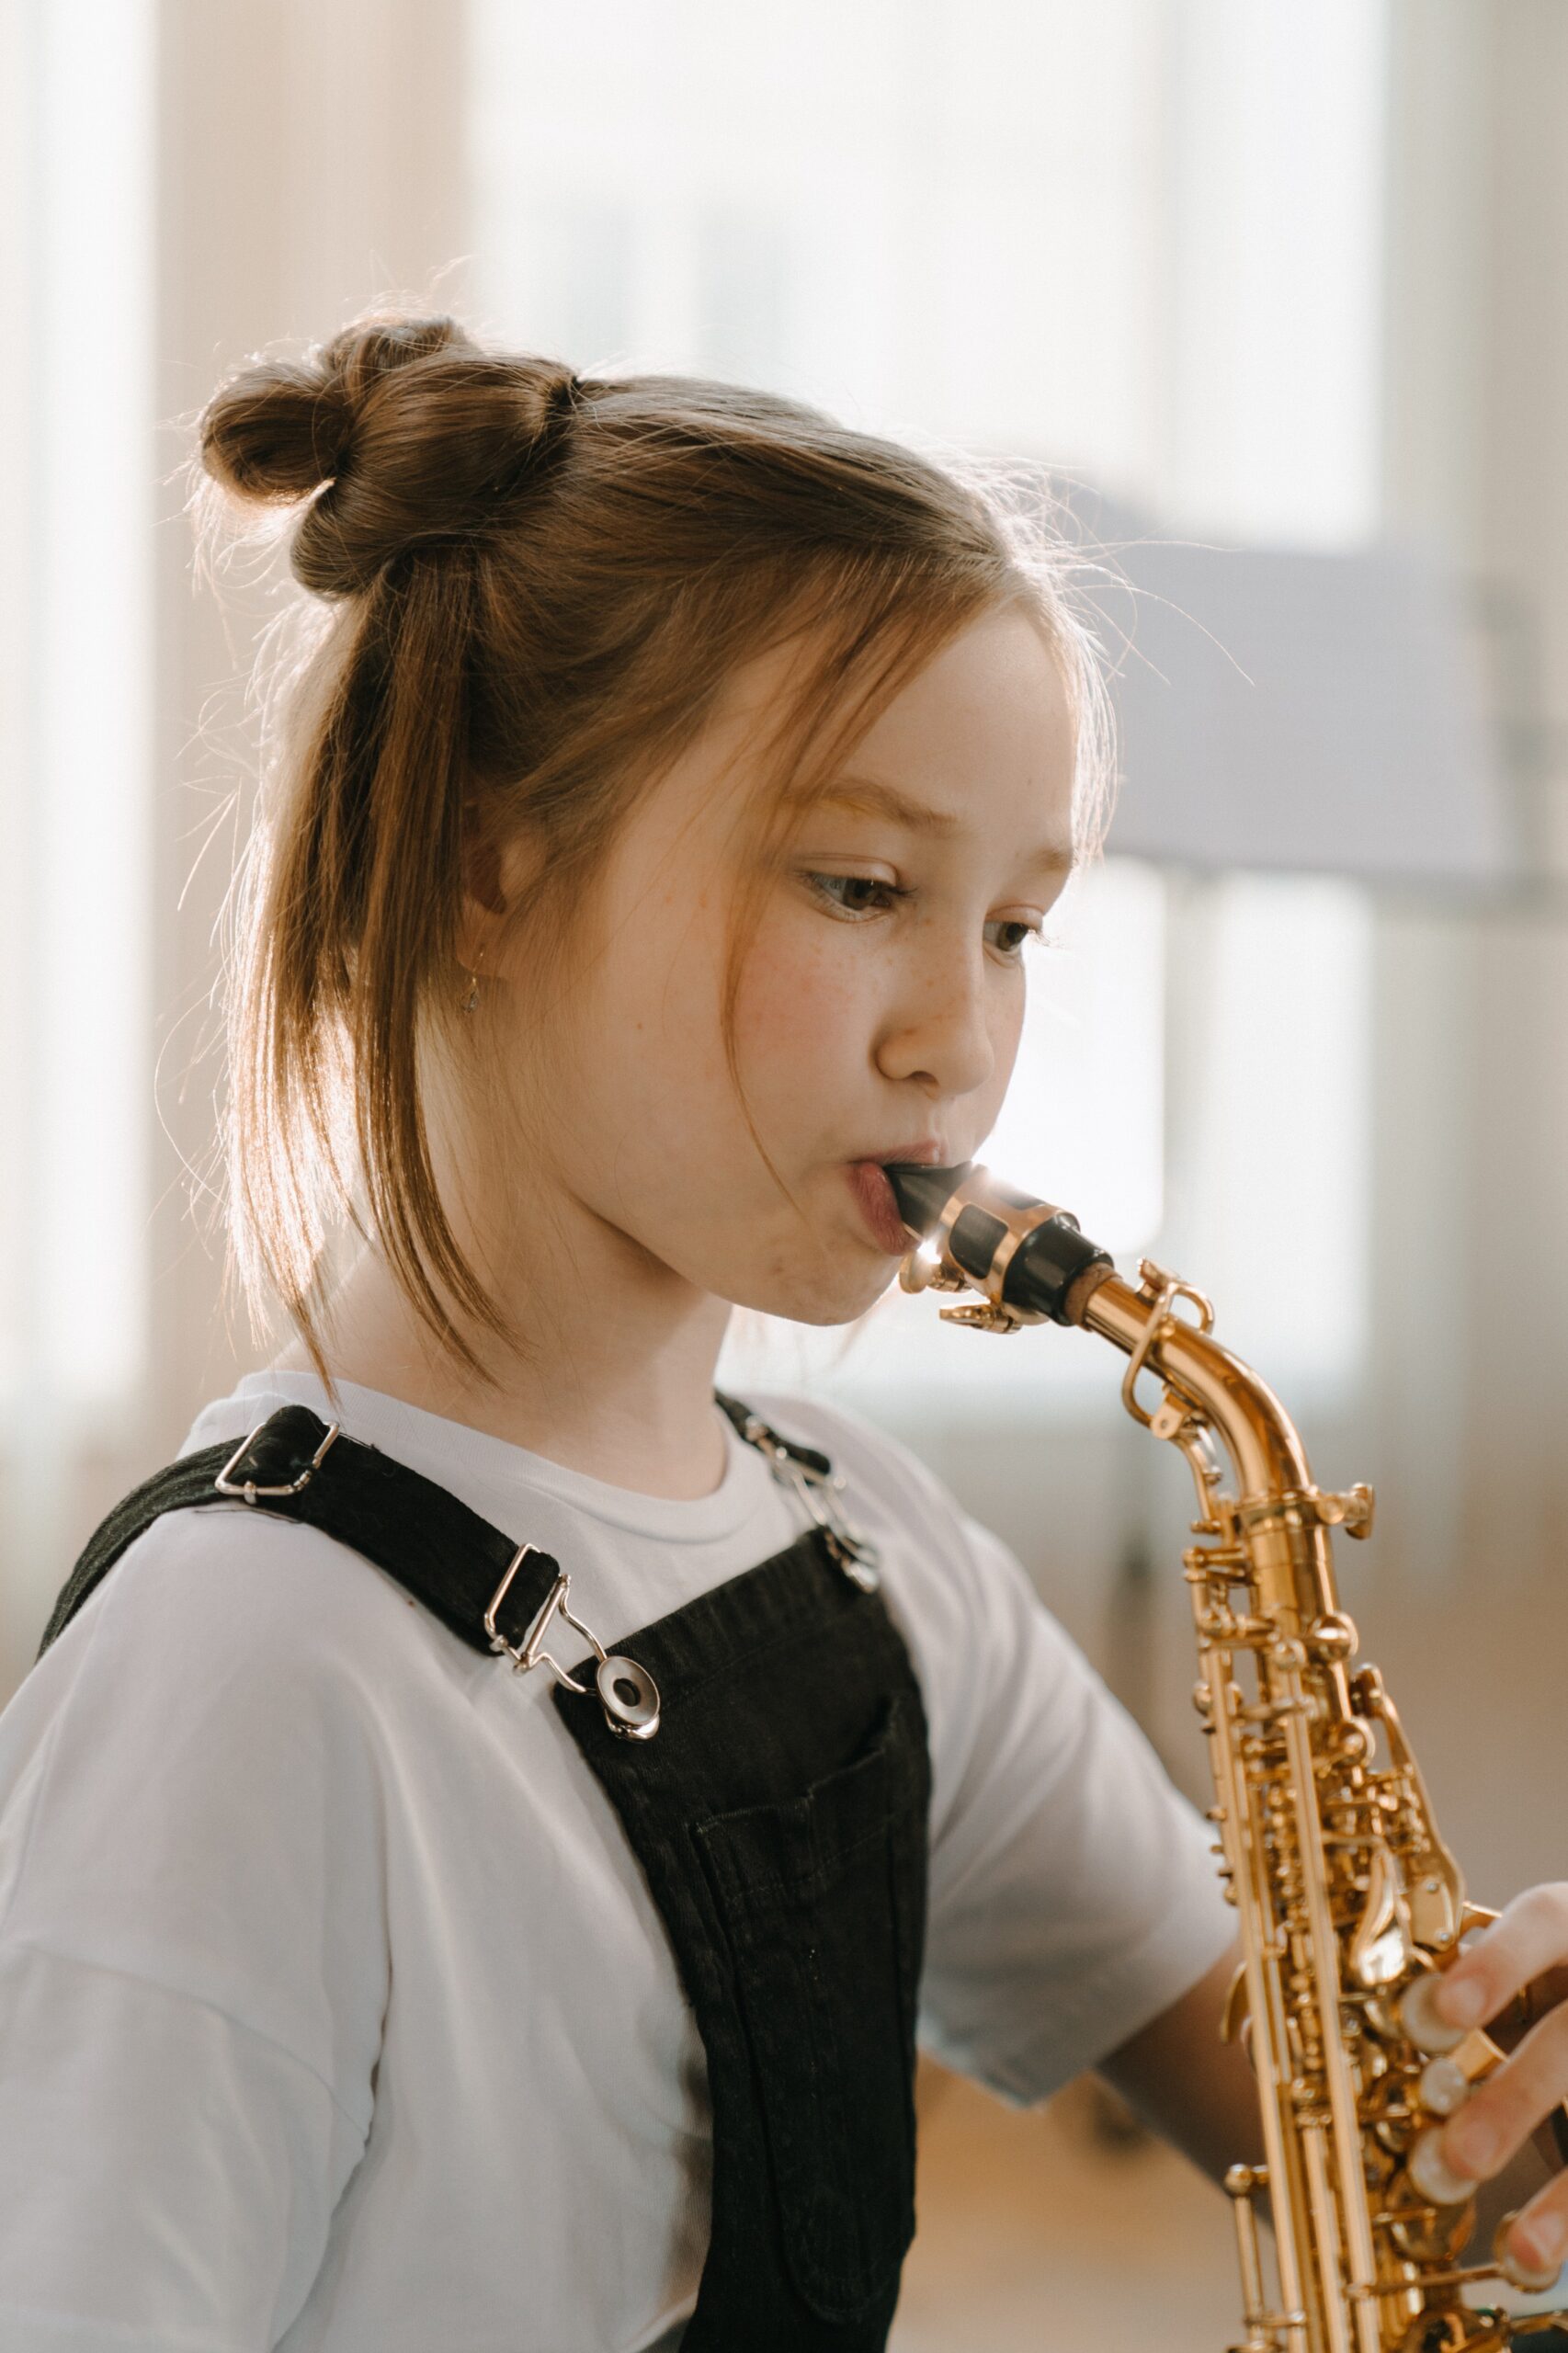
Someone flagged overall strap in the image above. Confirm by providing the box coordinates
[38,1404,563,1665]
[713,1394,831,1477]
[38,1394,869,1672]
[713,1396,880,1591]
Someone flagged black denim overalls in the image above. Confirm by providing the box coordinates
[40,1399,933,2351]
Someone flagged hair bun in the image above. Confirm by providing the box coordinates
[199,359,357,503]
[199,311,581,597]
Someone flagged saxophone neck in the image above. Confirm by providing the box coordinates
[1084,1265,1368,1628]
[1083,1264,1312,1500]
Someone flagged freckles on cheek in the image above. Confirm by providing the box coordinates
[734,926,863,1075]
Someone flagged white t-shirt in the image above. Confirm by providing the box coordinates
[0,1371,1233,2353]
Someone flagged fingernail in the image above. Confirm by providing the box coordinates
[1438,1977,1485,2028]
[1445,2114,1496,2175]
[1517,2211,1567,2271]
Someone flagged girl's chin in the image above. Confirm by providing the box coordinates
[730,1255,901,1329]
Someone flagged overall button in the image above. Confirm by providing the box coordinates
[596,1654,661,1740]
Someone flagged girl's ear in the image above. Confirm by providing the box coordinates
[493,819,551,908]
[461,816,509,915]
[456,817,552,972]
[455,823,507,982]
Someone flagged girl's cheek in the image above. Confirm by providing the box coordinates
[976,993,1028,1127]
[735,910,868,1052]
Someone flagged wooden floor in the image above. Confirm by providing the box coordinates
[892,2067,1240,2353]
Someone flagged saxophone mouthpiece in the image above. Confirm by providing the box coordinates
[886,1162,1115,1328]
[883,1162,972,1239]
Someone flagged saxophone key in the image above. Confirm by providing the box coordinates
[1407,2126,1477,2209]
[1237,1693,1318,1723]
[1400,1973,1468,2056]
[1306,1611,1358,1664]
[1494,2211,1563,2294]
[1418,2056,1471,2116]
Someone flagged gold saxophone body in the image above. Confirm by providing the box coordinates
[887,1160,1567,2353]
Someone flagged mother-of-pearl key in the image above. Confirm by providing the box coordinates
[1494,2213,1564,2296]
[1407,2132,1562,2292]
[1407,2126,1476,2209]
[1418,2054,1471,2116]
[1401,1972,1468,2055]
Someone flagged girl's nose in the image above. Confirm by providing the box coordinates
[874,951,996,1103]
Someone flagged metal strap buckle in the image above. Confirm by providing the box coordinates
[741,1417,881,1592]
[483,1550,661,1742]
[214,1419,341,1505]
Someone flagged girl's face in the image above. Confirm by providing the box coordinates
[494,605,1077,1326]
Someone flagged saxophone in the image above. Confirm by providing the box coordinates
[886,1160,1567,2353]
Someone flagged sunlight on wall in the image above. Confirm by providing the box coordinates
[3,0,153,1410]
[1167,875,1374,1403]
[985,861,1165,1255]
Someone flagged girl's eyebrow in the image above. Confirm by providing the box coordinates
[803,774,960,837]
[799,773,1074,880]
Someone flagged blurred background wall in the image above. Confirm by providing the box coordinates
[6,5,1568,2333]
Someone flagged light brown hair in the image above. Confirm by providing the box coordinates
[197,311,1108,1381]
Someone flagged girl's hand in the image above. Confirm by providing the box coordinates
[1420,1884,1568,2278]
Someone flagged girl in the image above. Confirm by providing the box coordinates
[2,311,1566,2353]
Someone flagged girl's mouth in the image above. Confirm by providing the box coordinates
[845,1161,917,1256]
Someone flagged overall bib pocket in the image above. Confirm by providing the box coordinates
[691,1692,922,2324]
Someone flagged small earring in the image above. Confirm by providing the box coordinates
[460,941,486,1014]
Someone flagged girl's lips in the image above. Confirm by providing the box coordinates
[845,1161,917,1256]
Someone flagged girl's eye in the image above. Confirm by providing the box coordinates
[804,872,1043,958]
[803,871,905,917]
[985,917,1042,961]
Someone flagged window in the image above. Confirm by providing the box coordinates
[471,0,1387,1421]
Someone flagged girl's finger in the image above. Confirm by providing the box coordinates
[1436,2002,1568,2188]
[1434,1884,1568,2030]
[1504,2174,1568,2283]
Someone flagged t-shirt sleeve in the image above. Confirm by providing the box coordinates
[754,1396,1237,2106]
[910,1509,1235,2101]
[0,1507,392,2349]
[0,1947,367,2352]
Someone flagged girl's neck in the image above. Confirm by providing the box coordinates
[273,1234,735,1503]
